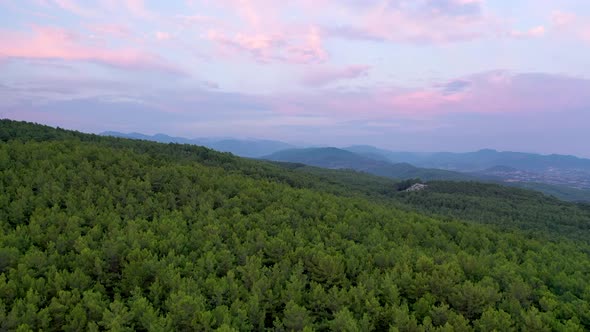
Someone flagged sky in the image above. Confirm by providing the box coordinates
[1,0,590,156]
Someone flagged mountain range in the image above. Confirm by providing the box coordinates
[101,131,294,158]
[347,145,590,173]
[101,131,590,201]
[345,146,590,191]
[263,147,474,182]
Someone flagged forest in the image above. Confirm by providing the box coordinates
[1,119,590,331]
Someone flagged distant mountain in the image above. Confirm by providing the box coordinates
[345,146,590,190]
[263,147,474,181]
[98,133,590,199]
[346,146,590,173]
[207,139,295,158]
[345,145,432,165]
[101,132,294,158]
[266,147,590,201]
[341,145,393,162]
[102,132,196,144]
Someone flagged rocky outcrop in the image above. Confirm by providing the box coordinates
[404,183,428,192]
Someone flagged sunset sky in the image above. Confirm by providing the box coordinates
[1,0,590,156]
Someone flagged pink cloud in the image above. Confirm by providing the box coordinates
[386,90,467,114]
[123,0,153,19]
[267,71,590,121]
[199,0,502,60]
[321,0,498,44]
[206,30,285,62]
[52,0,96,17]
[302,65,370,86]
[86,24,132,39]
[510,26,545,39]
[551,11,576,27]
[176,14,214,25]
[202,0,328,63]
[382,72,590,116]
[461,71,590,113]
[208,0,563,47]
[50,0,150,21]
[214,0,280,29]
[285,27,328,64]
[317,0,558,45]
[226,0,264,27]
[303,88,469,120]
[0,26,181,74]
[206,26,327,64]
[155,31,172,41]
[550,11,590,43]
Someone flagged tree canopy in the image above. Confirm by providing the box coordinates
[1,119,589,331]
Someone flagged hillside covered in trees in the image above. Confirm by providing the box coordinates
[263,147,475,182]
[1,120,590,331]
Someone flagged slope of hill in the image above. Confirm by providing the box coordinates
[1,120,590,331]
[503,182,590,203]
[264,147,475,181]
[97,137,590,200]
[288,165,590,241]
[102,131,294,157]
[393,181,590,241]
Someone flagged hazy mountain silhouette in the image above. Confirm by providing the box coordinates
[263,147,475,181]
[101,131,294,157]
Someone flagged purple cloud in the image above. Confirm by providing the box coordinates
[436,79,472,95]
[0,26,184,74]
[301,65,370,86]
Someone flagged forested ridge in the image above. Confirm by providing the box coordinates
[1,120,590,331]
[392,181,590,243]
